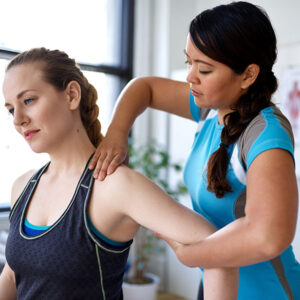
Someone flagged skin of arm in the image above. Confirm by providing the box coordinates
[0,170,34,300]
[89,77,191,179]
[90,165,216,244]
[89,165,238,300]
[165,149,298,268]
[0,264,17,300]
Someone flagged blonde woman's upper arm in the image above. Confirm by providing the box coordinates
[142,77,192,119]
[108,166,216,244]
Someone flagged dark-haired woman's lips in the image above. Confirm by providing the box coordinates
[191,89,203,97]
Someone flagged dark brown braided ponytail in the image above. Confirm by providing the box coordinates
[6,47,103,147]
[189,2,278,198]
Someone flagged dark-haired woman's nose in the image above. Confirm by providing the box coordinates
[186,66,200,85]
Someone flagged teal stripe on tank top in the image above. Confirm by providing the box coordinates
[24,215,127,246]
[24,218,51,230]
[86,214,128,247]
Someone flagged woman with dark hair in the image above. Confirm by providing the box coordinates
[90,1,300,299]
[0,48,238,300]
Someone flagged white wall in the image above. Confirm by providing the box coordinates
[133,0,300,299]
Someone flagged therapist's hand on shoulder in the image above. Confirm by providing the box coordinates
[89,132,128,181]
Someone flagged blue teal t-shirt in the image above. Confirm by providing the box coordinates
[184,92,300,300]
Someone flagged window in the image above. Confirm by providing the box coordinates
[0,0,134,207]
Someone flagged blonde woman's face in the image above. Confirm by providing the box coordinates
[3,62,74,154]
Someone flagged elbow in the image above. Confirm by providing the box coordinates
[176,247,199,268]
[245,214,296,262]
[258,233,294,260]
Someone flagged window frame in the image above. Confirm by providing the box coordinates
[0,0,134,213]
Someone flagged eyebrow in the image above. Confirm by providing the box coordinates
[184,49,213,66]
[4,89,38,107]
[17,89,38,99]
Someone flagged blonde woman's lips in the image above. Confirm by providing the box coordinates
[24,129,40,140]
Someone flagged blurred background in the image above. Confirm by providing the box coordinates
[1,1,300,299]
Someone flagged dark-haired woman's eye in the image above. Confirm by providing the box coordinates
[199,71,211,75]
[8,108,14,115]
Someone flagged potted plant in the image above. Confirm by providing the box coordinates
[122,140,188,300]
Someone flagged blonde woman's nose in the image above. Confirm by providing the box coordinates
[13,108,28,127]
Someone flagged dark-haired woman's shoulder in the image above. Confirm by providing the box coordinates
[238,105,294,169]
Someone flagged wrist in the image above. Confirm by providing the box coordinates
[106,125,129,141]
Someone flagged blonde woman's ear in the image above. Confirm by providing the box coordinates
[66,80,81,110]
[241,64,260,90]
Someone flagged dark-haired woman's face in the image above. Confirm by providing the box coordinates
[3,62,75,154]
[185,35,246,123]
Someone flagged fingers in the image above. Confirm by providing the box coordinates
[153,231,162,239]
[94,153,126,181]
[159,235,182,252]
[124,153,129,167]
[88,133,129,180]
[107,155,124,175]
[93,152,108,180]
[97,154,116,180]
[153,232,176,247]
[89,149,101,170]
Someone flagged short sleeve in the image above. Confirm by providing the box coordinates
[239,106,294,170]
[189,91,200,122]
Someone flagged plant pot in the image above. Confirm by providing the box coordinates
[122,273,160,300]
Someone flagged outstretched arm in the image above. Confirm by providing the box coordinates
[94,166,238,300]
[105,166,216,243]
[89,77,191,180]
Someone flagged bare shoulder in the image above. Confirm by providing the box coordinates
[93,165,140,192]
[92,165,150,204]
[107,165,142,183]
[11,169,36,207]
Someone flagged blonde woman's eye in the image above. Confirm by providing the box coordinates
[24,98,34,105]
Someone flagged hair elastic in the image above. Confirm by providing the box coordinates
[220,143,228,149]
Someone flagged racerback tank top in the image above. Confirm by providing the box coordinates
[6,156,132,300]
